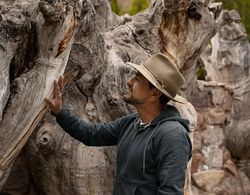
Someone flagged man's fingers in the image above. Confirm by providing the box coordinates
[58,75,64,92]
[45,97,53,106]
[54,80,61,98]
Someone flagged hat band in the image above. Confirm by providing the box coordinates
[143,64,174,96]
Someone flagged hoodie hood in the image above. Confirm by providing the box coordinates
[150,105,190,132]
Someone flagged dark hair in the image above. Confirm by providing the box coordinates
[148,82,170,106]
[159,94,170,106]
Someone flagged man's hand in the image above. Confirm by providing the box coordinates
[45,75,64,114]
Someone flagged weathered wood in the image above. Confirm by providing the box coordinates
[0,0,220,194]
[0,0,78,185]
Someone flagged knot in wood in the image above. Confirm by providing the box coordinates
[135,29,145,35]
[36,123,55,155]
[187,2,201,21]
[39,1,64,23]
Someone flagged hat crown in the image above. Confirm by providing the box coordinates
[143,54,184,98]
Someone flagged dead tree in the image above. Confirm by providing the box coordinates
[0,0,220,194]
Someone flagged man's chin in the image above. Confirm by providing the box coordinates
[123,96,130,103]
[122,95,134,105]
[123,96,143,106]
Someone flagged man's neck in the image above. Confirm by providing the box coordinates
[135,104,164,124]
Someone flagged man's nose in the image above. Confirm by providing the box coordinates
[127,79,133,87]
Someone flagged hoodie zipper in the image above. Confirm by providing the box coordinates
[142,123,159,174]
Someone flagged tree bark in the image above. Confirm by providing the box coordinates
[0,0,220,194]
[0,0,78,188]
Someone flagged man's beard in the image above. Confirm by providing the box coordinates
[123,94,144,105]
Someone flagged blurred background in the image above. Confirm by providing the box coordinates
[110,0,250,40]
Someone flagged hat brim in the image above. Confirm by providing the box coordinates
[126,62,187,104]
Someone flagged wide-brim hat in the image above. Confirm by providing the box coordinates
[126,53,186,103]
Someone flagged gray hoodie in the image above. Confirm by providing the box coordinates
[55,105,192,195]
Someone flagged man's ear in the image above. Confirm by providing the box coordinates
[152,88,162,98]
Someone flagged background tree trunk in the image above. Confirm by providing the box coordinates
[189,9,250,194]
[0,0,222,194]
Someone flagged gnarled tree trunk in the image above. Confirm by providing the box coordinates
[0,0,220,194]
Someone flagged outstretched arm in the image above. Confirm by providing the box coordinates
[44,75,124,146]
[54,108,124,146]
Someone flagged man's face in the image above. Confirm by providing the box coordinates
[123,72,153,105]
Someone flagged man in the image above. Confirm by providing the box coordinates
[45,53,192,195]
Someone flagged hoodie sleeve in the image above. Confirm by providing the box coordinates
[54,108,125,146]
[155,122,192,195]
